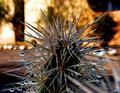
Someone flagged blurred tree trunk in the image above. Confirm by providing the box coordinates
[12,0,24,41]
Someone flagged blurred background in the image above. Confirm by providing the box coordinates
[0,0,120,47]
[0,0,120,46]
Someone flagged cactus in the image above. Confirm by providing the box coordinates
[4,10,119,93]
[21,10,111,93]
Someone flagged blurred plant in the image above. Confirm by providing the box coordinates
[52,0,94,27]
[0,0,14,21]
[0,1,6,19]
[36,0,95,36]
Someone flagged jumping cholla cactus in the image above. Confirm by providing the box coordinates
[0,0,119,91]
[1,8,119,92]
[15,10,119,93]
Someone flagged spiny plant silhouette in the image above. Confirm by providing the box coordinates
[21,10,109,93]
[2,9,118,93]
[2,9,119,93]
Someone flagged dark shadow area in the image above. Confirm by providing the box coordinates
[92,14,117,47]
[87,0,120,11]
[0,73,23,93]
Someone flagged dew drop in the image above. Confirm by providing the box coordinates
[16,87,22,91]
[96,75,102,78]
[9,89,15,92]
[19,52,25,56]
